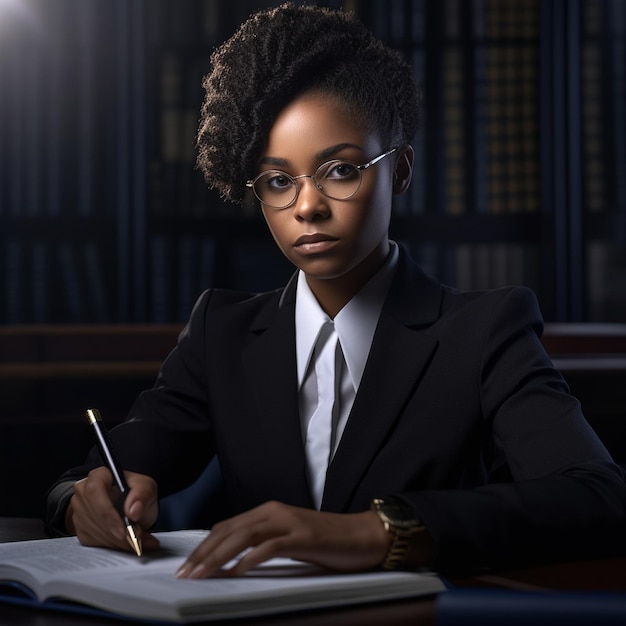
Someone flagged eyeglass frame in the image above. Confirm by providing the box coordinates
[245,147,398,209]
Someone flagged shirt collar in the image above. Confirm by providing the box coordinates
[295,241,399,390]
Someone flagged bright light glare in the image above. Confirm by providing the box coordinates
[0,0,25,17]
[0,0,42,40]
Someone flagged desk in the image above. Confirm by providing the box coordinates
[0,519,624,625]
[0,518,46,543]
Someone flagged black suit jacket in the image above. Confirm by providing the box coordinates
[48,249,626,572]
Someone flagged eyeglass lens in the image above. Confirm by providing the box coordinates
[253,160,362,208]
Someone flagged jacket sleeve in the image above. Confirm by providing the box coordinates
[44,290,218,532]
[399,287,626,573]
[108,289,217,494]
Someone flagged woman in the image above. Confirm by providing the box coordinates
[46,3,626,577]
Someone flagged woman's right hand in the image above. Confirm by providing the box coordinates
[66,466,161,553]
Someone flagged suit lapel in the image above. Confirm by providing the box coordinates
[323,252,443,512]
[241,274,314,508]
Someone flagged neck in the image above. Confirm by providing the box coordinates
[306,242,390,318]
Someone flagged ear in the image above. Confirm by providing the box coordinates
[392,144,414,195]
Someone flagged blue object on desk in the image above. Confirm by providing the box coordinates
[436,589,626,625]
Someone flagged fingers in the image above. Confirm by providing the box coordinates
[176,505,279,578]
[69,467,160,553]
[124,473,159,529]
[71,468,126,547]
[123,472,161,553]
[225,532,291,576]
[176,502,390,579]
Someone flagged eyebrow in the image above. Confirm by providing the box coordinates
[258,143,364,168]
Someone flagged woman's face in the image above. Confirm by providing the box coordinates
[257,94,396,288]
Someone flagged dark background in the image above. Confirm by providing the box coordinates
[1,0,625,325]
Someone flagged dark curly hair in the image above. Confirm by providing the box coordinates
[197,3,422,205]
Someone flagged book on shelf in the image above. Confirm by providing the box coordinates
[2,237,114,324]
[149,235,217,323]
[3,239,22,324]
[476,0,541,216]
[230,240,294,293]
[442,46,466,216]
[0,530,446,624]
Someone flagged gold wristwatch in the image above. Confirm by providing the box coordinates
[371,497,426,570]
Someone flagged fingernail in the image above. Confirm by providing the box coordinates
[176,562,208,579]
[129,501,142,520]
[189,564,207,579]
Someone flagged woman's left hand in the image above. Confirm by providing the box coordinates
[175,500,390,578]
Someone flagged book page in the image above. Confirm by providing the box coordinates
[0,530,445,623]
[0,531,206,590]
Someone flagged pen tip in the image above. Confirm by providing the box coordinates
[126,525,143,557]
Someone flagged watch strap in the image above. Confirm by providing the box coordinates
[371,497,425,570]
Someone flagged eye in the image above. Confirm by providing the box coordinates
[322,161,359,181]
[263,172,294,192]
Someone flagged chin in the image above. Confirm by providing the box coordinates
[299,261,359,282]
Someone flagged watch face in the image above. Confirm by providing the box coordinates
[378,499,423,529]
[387,504,416,523]
[372,498,426,569]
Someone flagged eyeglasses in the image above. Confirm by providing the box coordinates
[246,147,398,209]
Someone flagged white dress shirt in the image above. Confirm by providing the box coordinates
[295,241,399,507]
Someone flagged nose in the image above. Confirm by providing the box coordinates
[292,176,330,221]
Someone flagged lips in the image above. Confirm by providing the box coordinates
[293,233,339,254]
[294,233,337,246]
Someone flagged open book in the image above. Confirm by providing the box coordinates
[0,530,446,623]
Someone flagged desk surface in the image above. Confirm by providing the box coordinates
[0,518,624,626]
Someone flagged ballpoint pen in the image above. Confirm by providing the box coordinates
[85,408,143,557]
